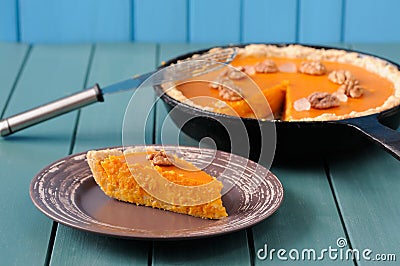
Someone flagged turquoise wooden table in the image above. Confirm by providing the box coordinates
[0,42,399,265]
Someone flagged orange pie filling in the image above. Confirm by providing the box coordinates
[165,44,400,121]
[86,148,228,219]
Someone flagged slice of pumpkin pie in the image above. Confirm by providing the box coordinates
[86,148,228,219]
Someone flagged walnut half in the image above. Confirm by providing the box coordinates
[209,68,244,101]
[147,151,173,166]
[307,92,340,109]
[338,80,364,98]
[328,69,364,98]
[328,70,355,85]
[218,79,243,101]
[254,59,278,73]
[299,61,327,76]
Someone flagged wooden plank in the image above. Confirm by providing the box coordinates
[0,44,91,265]
[344,0,400,42]
[242,0,297,43]
[133,0,187,42]
[0,42,28,112]
[328,43,400,264]
[49,43,157,265]
[298,0,343,43]
[328,147,400,264]
[153,232,250,266]
[152,43,251,266]
[19,0,130,43]
[0,0,18,41]
[189,0,241,43]
[72,43,158,152]
[8,0,400,44]
[51,227,150,266]
[253,161,353,265]
[3,44,91,119]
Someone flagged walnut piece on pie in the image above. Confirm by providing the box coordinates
[227,67,247,80]
[218,79,243,101]
[147,150,173,166]
[328,70,356,85]
[254,59,278,73]
[209,68,244,101]
[215,67,247,81]
[307,92,340,109]
[338,80,364,98]
[299,61,327,75]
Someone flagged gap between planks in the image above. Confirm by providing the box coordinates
[0,45,32,119]
[43,44,97,266]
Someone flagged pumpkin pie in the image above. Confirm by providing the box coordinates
[165,44,400,121]
[86,148,228,219]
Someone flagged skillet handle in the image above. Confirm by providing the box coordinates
[345,115,400,160]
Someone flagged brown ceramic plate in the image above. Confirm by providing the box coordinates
[30,145,283,240]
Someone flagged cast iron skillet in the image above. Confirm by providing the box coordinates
[155,44,400,162]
